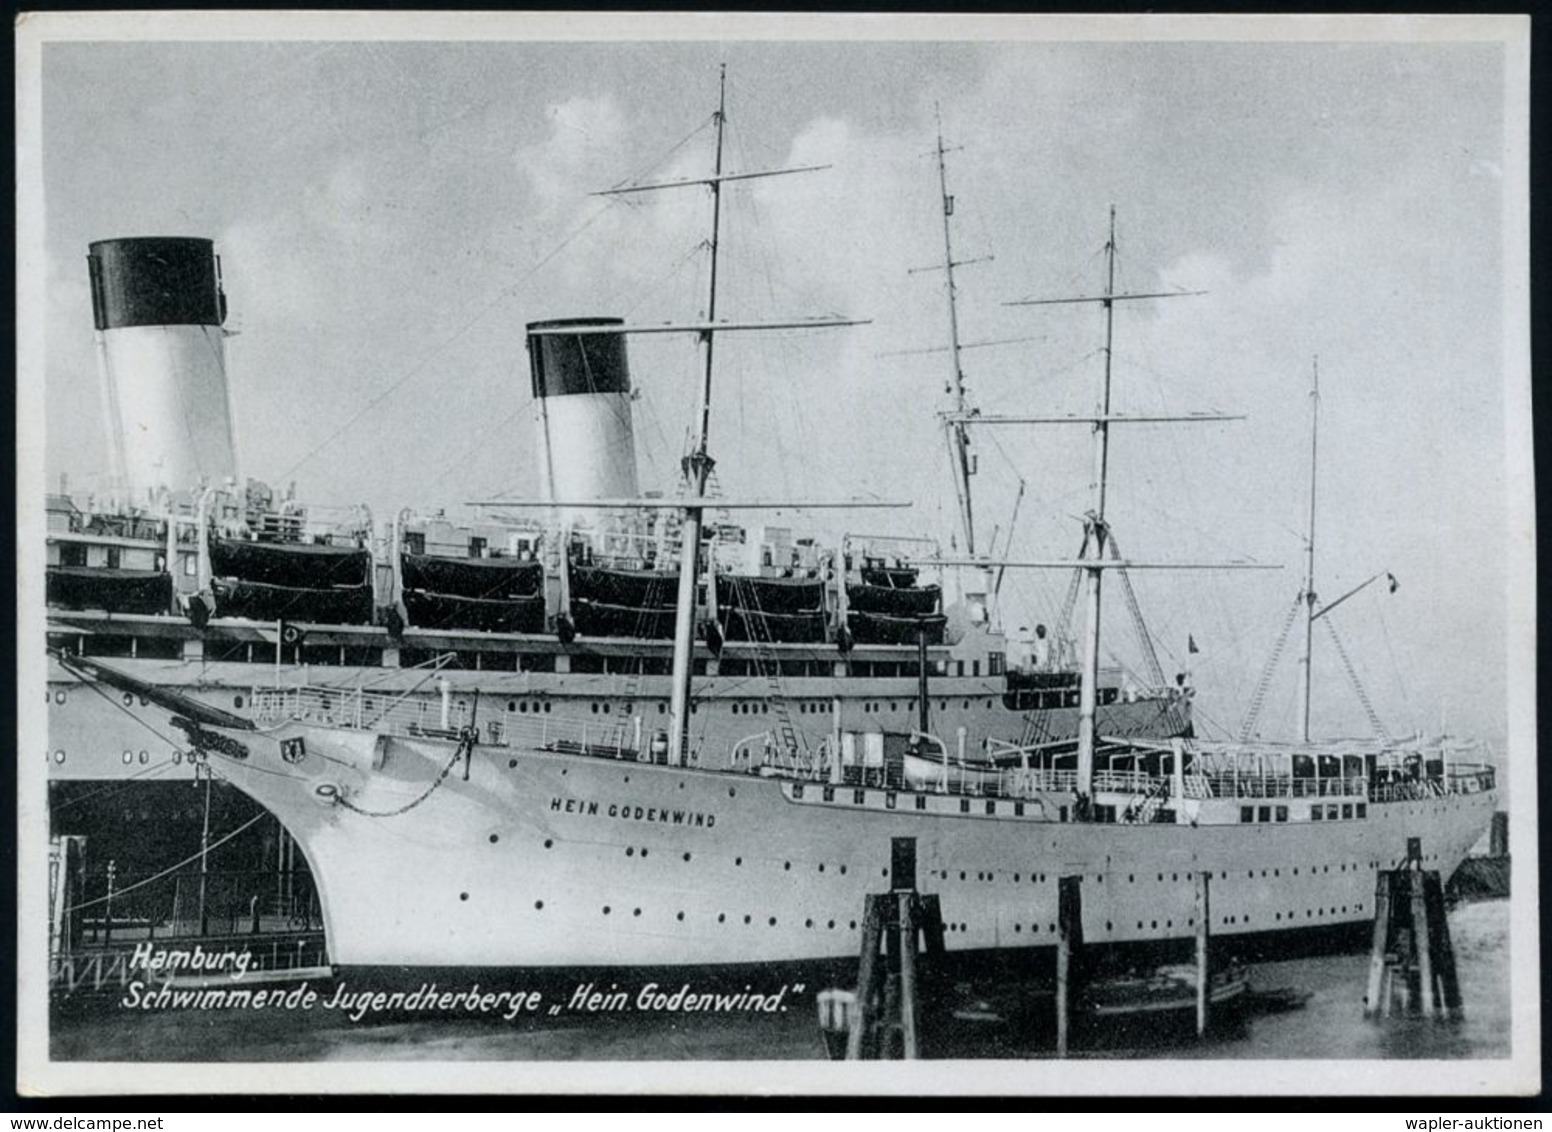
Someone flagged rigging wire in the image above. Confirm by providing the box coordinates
[60,809,271,915]
[276,200,623,486]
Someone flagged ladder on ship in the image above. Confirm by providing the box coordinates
[731,575,806,757]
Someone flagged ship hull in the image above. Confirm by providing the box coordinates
[211,723,1495,971]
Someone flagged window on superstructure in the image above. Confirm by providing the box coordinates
[972,660,981,677]
[988,652,1005,676]
[403,532,425,555]
[1356,803,1367,819]
[1342,803,1353,820]
[1275,806,1288,822]
[468,537,487,559]
[1240,806,1254,823]
[105,546,121,569]
[1311,806,1323,821]
[58,543,86,567]
[135,638,182,661]
[915,795,926,811]
[1258,806,1271,823]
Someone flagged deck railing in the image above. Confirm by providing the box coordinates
[250,683,1497,806]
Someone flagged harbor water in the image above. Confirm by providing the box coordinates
[48,899,1510,1063]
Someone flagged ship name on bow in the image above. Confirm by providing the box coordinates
[550,796,718,828]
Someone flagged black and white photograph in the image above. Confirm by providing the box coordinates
[15,11,1536,1097]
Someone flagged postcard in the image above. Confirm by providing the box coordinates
[15,10,1537,1098]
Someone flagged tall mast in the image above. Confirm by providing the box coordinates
[1074,205,1120,799]
[1297,356,1320,743]
[579,68,860,766]
[666,65,728,767]
[934,106,976,556]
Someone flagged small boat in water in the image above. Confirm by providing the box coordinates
[1084,963,1249,1018]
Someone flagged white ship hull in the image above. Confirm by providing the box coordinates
[212,722,1496,971]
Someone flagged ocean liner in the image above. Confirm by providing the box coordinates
[48,75,1496,977]
[43,83,1188,932]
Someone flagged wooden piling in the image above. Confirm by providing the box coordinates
[1408,868,1436,1017]
[1364,870,1395,1019]
[842,837,941,1060]
[1194,870,1211,1037]
[1056,874,1083,1057]
[846,892,887,1060]
[1365,842,1462,1023]
[1423,869,1463,1019]
[897,894,920,1058]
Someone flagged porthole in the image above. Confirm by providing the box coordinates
[818,863,825,873]
[633,908,641,917]
[849,920,857,930]
[172,751,182,764]
[641,849,648,858]
[626,847,634,857]
[138,751,149,764]
[768,917,777,927]
[53,750,65,764]
[677,912,684,921]
[827,920,835,929]
[743,915,752,925]
[784,862,791,871]
[459,892,469,902]
[121,751,133,765]
[122,694,133,706]
[603,906,611,915]
[717,913,726,923]
[729,787,737,797]
[489,834,499,844]
[544,839,553,849]
[683,852,692,862]
[233,695,244,709]
[509,759,518,769]
[735,857,742,866]
[839,865,847,875]
[508,700,517,712]
[535,901,544,910]
[54,691,66,705]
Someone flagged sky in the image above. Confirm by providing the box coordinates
[30,16,1527,752]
